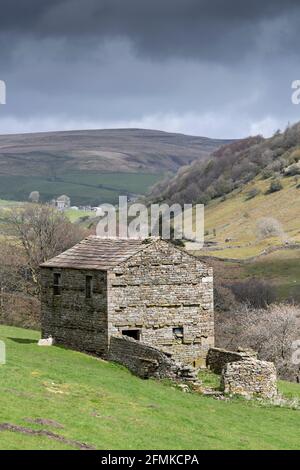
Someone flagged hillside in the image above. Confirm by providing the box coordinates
[197,176,300,302]
[149,123,300,302]
[151,123,300,256]
[0,128,230,175]
[149,123,300,207]
[0,325,300,450]
[0,129,230,205]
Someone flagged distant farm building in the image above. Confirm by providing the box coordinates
[52,195,71,211]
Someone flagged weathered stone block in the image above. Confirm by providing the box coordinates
[206,347,257,374]
[108,335,198,381]
[220,358,277,399]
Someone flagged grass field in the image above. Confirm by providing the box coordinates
[0,172,162,206]
[182,175,300,302]
[243,248,300,301]
[0,325,300,450]
[201,175,300,259]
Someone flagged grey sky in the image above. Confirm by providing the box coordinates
[0,0,299,138]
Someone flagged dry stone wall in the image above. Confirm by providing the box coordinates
[206,347,257,374]
[108,335,197,381]
[221,358,277,399]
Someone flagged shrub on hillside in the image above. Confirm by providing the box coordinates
[261,168,274,180]
[215,303,300,381]
[288,148,300,163]
[245,188,261,200]
[214,284,238,312]
[256,217,284,240]
[230,279,276,308]
[266,178,283,194]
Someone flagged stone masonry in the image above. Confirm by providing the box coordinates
[40,268,108,356]
[40,237,214,366]
[107,239,214,365]
[108,335,197,381]
[221,358,277,399]
[206,347,257,374]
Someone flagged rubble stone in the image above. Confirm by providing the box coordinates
[221,358,277,399]
[206,347,257,374]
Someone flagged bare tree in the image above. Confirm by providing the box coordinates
[230,279,276,308]
[29,191,40,203]
[0,238,40,328]
[256,217,285,241]
[8,204,86,290]
[216,303,300,380]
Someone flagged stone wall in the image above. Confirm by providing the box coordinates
[40,267,108,355]
[108,335,197,381]
[221,359,277,399]
[206,347,257,374]
[108,240,214,365]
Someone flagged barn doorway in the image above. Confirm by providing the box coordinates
[122,329,141,341]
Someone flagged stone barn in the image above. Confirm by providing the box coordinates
[40,236,214,366]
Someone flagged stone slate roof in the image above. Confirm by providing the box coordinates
[56,194,70,201]
[40,236,153,271]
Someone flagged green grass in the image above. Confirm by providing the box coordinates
[198,369,220,390]
[64,208,95,223]
[0,325,300,450]
[188,175,300,302]
[0,199,24,207]
[0,172,162,206]
[278,381,300,400]
[200,176,300,259]
[244,249,300,301]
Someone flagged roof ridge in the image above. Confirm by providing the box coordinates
[40,236,157,271]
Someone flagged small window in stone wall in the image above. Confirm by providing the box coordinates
[122,329,141,341]
[173,327,184,340]
[53,273,61,296]
[85,275,93,299]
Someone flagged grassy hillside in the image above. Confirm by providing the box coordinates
[0,172,161,206]
[0,325,300,450]
[203,174,300,258]
[0,128,228,175]
[185,175,300,302]
[0,128,230,204]
[153,123,300,302]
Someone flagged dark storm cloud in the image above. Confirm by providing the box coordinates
[0,1,299,137]
[1,0,300,61]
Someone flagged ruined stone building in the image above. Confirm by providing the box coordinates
[40,236,214,366]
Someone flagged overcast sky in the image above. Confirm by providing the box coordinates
[0,0,300,138]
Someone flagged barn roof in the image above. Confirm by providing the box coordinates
[56,194,70,201]
[40,236,154,270]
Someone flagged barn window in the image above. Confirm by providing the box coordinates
[122,329,141,341]
[173,327,184,339]
[53,273,61,296]
[85,275,93,299]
